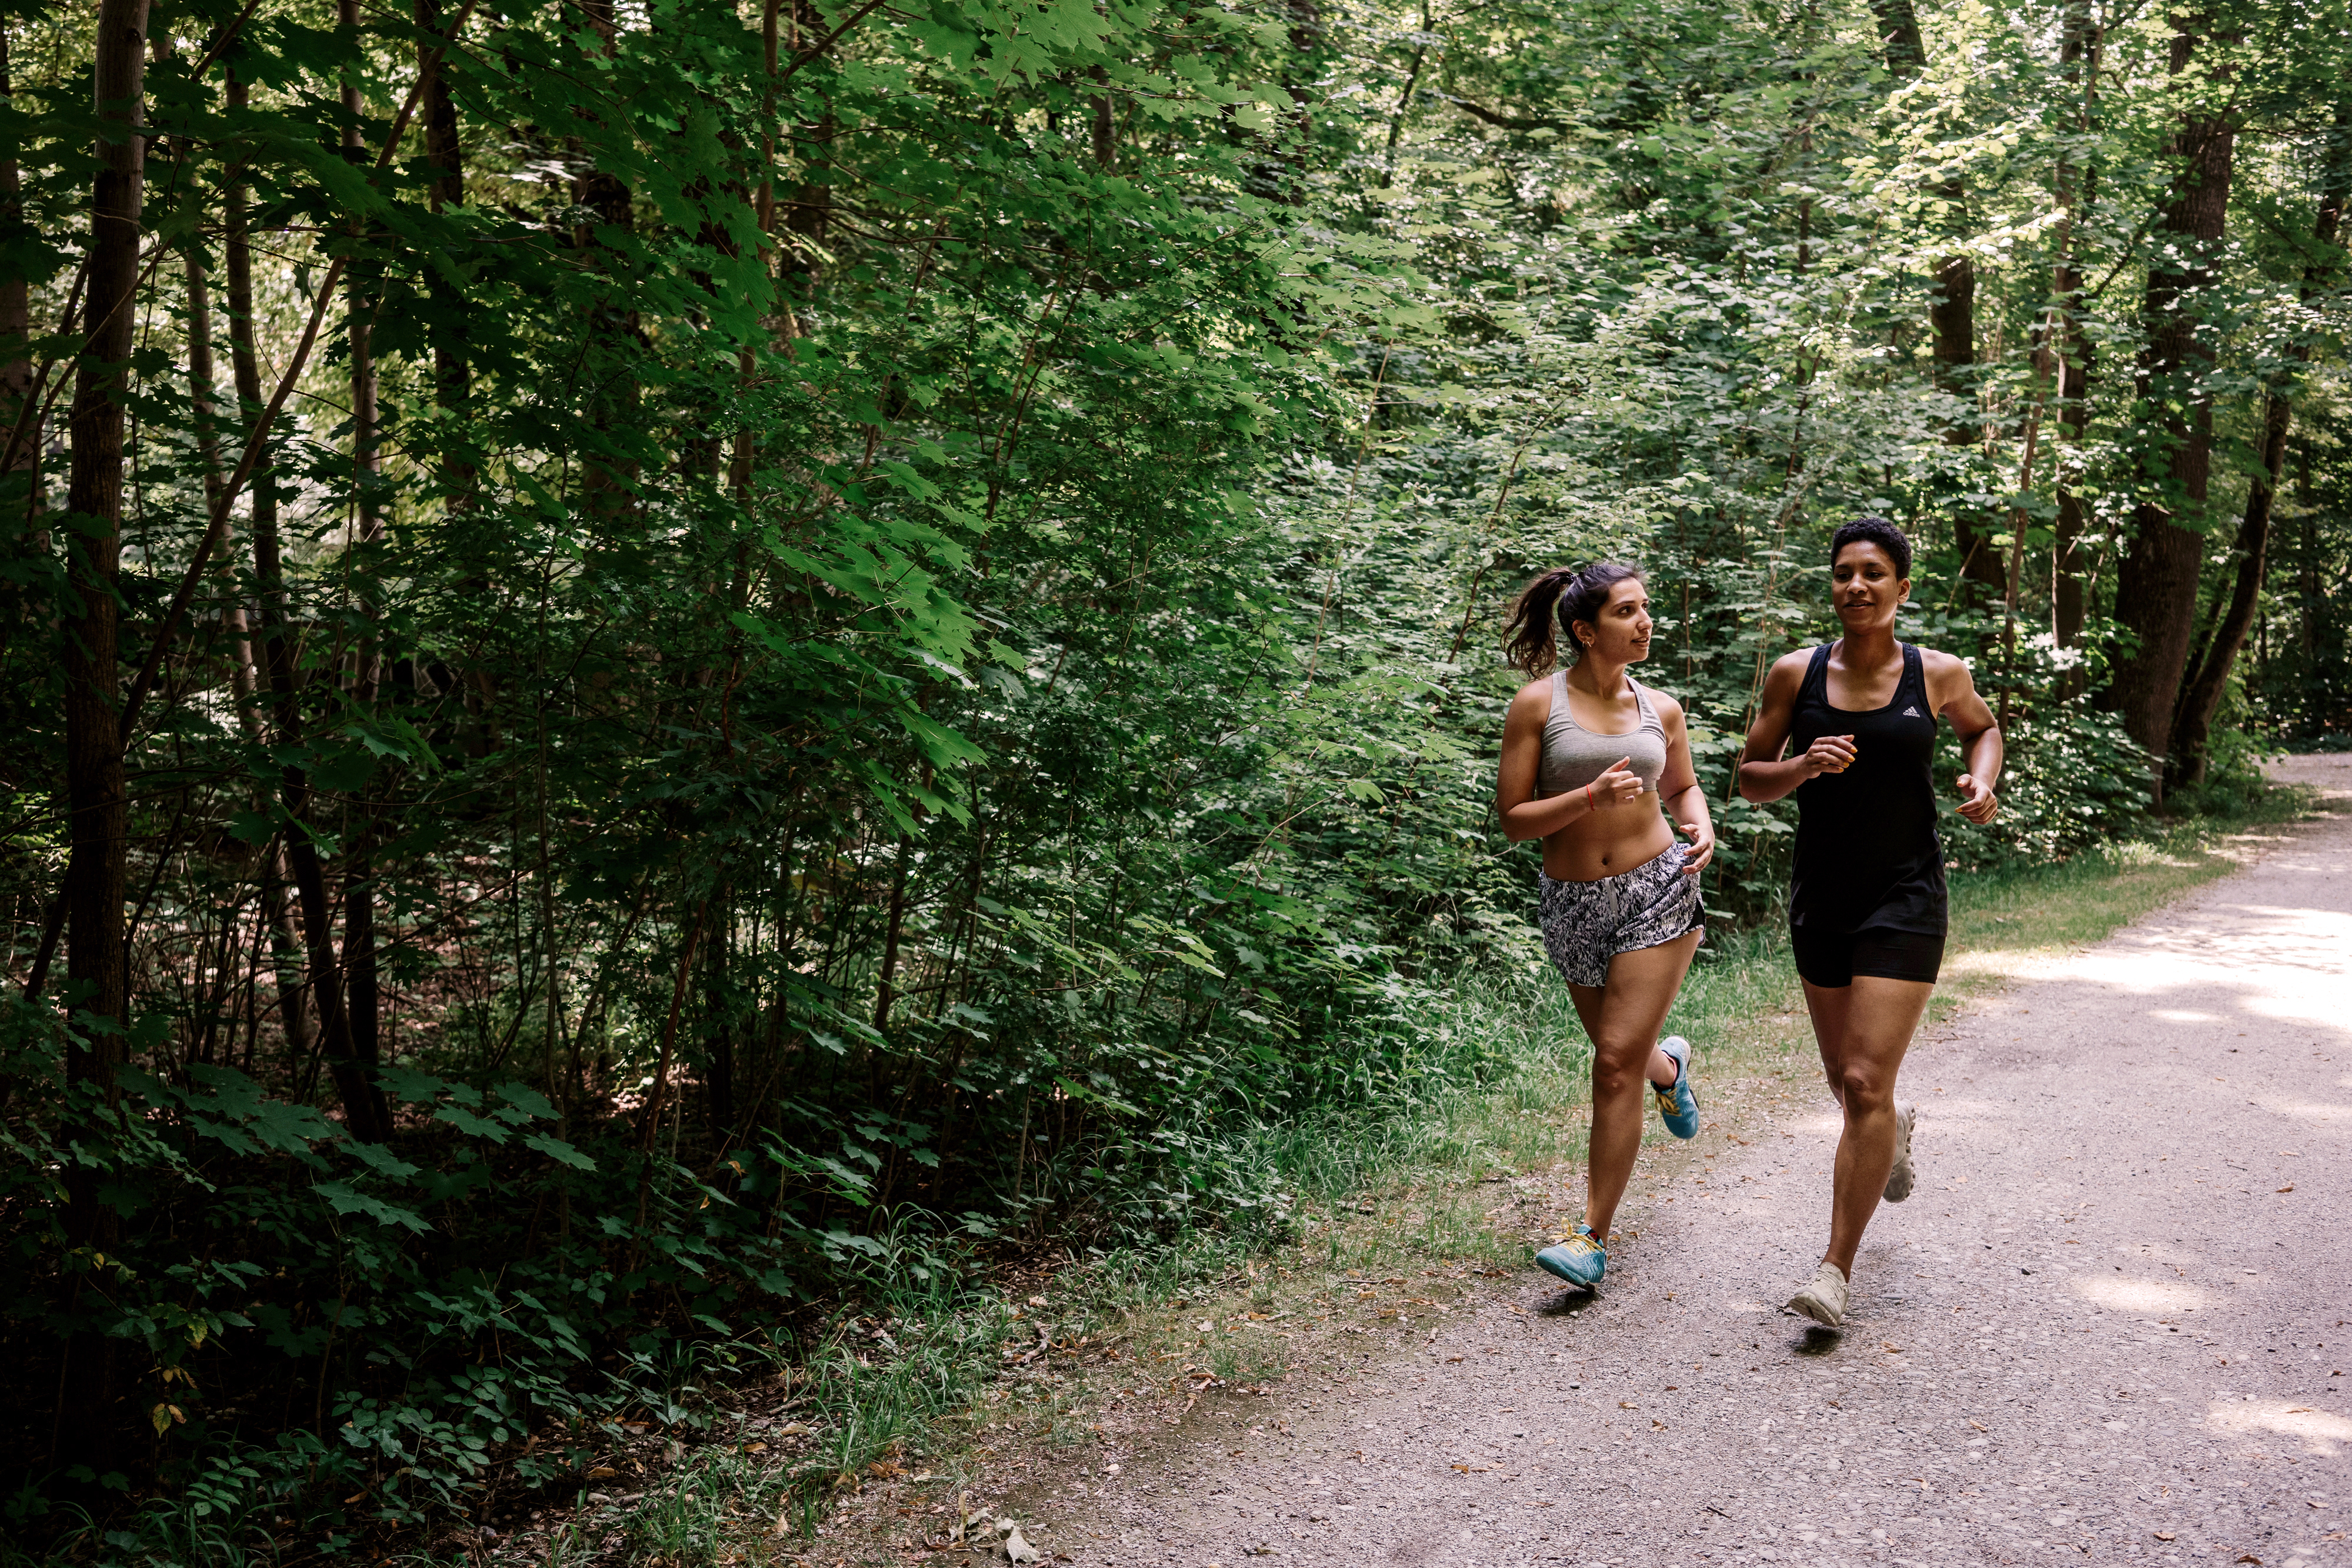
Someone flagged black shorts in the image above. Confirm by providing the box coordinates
[1790,924,1945,988]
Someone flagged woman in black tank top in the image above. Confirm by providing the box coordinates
[1786,641,1946,942]
[1736,518,2003,1328]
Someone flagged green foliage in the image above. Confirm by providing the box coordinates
[0,0,2341,1556]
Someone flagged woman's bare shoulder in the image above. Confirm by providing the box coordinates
[1915,646,1979,693]
[1505,674,1556,726]
[1915,645,1972,675]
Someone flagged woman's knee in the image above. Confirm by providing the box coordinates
[1591,1047,1649,1097]
[1835,1061,1895,1113]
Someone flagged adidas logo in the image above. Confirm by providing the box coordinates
[1902,706,1921,716]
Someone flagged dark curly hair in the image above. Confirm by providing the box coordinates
[1830,516,1912,579]
[1502,561,1646,676]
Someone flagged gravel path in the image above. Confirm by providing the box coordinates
[1050,757,2352,1568]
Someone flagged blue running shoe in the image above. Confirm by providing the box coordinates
[1652,1035,1699,1139]
[1534,1224,1606,1288]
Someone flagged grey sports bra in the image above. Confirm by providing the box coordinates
[1537,669,1669,799]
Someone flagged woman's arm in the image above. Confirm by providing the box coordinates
[1927,651,2002,823]
[1656,694,1716,872]
[1738,653,1853,803]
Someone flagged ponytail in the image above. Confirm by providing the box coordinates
[1504,561,1646,676]
[1504,567,1580,675]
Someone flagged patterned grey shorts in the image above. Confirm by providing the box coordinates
[1538,842,1705,988]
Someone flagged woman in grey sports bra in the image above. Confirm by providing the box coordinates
[1495,562,1718,1291]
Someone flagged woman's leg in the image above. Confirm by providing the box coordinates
[1802,974,1933,1275]
[1571,930,1703,1242]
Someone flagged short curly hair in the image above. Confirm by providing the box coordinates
[1830,516,1911,580]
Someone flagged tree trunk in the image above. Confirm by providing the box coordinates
[2168,98,2350,784]
[1279,0,1319,203]
[1869,0,2002,597]
[2168,392,2287,784]
[2107,14,2237,799]
[779,1,833,312]
[56,0,152,1470]
[183,232,273,728]
[0,25,31,517]
[216,73,312,1071]
[1376,4,1430,192]
[2296,439,2320,666]
[2050,273,2095,653]
[223,68,387,1141]
[576,0,643,517]
[258,845,308,1071]
[416,0,472,480]
[338,0,387,1108]
[1088,65,1114,169]
[415,0,494,757]
[62,0,149,1198]
[416,0,465,214]
[704,884,734,1135]
[186,244,316,1074]
[2050,0,2099,657]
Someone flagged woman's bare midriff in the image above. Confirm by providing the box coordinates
[1542,801,1676,881]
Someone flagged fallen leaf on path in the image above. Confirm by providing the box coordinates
[1619,1400,1636,1409]
[2237,1555,2262,1564]
[2153,1532,2174,1541]
[1004,1524,1043,1563]
[2277,1185,2294,1193]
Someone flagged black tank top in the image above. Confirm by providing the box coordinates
[1787,641,1947,935]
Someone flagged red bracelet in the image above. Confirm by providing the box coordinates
[1585,781,1595,810]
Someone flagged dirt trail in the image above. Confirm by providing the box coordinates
[1041,756,2352,1568]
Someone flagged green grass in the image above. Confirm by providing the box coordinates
[402,787,2319,1568]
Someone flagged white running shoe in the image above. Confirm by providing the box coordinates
[1787,1261,1849,1328]
[1883,1103,1916,1203]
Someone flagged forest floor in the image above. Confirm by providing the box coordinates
[785,756,2352,1568]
